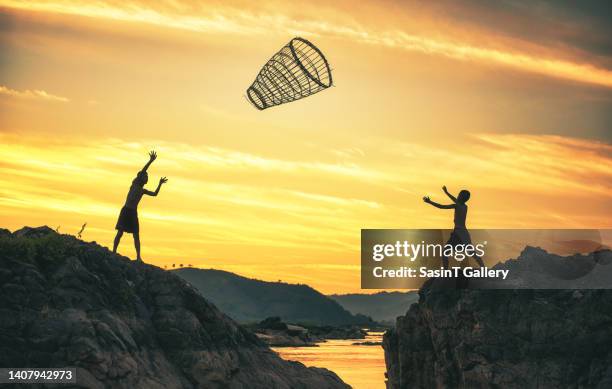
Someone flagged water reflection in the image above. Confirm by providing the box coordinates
[272,331,386,389]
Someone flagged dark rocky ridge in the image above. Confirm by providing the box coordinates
[0,226,349,388]
[383,247,612,389]
[474,246,612,289]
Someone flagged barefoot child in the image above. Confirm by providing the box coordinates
[113,151,168,262]
[423,186,484,269]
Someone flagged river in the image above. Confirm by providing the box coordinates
[272,331,386,389]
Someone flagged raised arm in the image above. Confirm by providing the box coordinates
[442,185,457,203]
[141,150,157,173]
[423,196,455,209]
[144,177,168,196]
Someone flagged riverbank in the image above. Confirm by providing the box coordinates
[273,331,386,389]
[247,316,376,347]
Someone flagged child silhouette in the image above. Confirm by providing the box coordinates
[113,151,168,262]
[423,186,484,269]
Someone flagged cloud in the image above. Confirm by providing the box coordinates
[0,85,69,102]
[0,131,610,292]
[1,0,611,88]
[0,131,609,237]
[400,0,612,62]
[383,133,612,199]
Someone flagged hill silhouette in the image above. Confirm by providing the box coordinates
[0,226,349,389]
[173,267,372,326]
[330,291,418,324]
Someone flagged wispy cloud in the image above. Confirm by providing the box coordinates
[0,132,610,292]
[1,0,612,88]
[0,85,69,102]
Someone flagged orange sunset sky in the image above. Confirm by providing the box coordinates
[1,0,611,293]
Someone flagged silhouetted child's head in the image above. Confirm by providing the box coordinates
[457,190,470,204]
[134,171,148,187]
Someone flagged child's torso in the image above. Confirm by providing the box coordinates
[125,184,143,209]
[454,204,467,229]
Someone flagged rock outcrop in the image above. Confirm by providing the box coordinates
[383,248,612,389]
[249,317,368,347]
[476,246,612,289]
[0,226,349,389]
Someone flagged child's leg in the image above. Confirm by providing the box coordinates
[473,254,485,267]
[442,255,449,270]
[134,231,142,261]
[461,230,484,267]
[113,231,123,253]
[442,234,455,270]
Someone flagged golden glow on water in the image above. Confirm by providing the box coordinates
[273,331,386,389]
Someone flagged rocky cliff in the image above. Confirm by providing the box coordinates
[0,226,349,389]
[383,247,612,389]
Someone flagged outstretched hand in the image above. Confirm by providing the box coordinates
[159,177,168,184]
[423,196,431,203]
[148,150,157,161]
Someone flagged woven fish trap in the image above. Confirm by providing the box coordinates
[246,37,333,110]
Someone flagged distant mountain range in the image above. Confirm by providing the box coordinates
[330,291,418,324]
[173,268,373,326]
